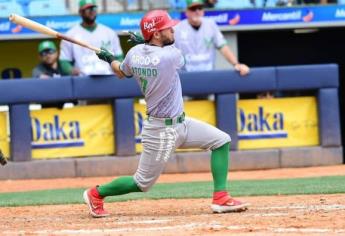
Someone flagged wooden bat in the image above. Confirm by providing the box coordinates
[8,14,101,53]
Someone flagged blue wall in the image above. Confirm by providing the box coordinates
[0,64,340,161]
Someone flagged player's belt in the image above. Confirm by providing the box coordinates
[148,112,185,126]
[164,112,185,126]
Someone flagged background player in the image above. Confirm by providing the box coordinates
[32,40,71,79]
[83,9,249,218]
[174,0,250,75]
[59,0,123,76]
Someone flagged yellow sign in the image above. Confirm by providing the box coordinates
[238,97,319,149]
[0,112,10,157]
[134,101,216,153]
[31,105,115,159]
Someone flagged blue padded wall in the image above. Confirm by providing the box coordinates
[276,64,338,90]
[180,67,276,95]
[0,77,73,104]
[0,64,340,157]
[113,98,136,155]
[318,88,341,147]
[216,94,238,150]
[9,104,32,161]
[73,76,141,99]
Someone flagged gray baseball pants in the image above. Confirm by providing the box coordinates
[134,115,231,192]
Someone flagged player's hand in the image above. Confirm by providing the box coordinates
[127,31,145,45]
[71,68,80,76]
[96,47,116,64]
[234,63,250,76]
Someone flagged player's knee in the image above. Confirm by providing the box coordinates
[133,174,157,192]
[219,132,231,146]
[223,133,231,143]
[136,181,154,192]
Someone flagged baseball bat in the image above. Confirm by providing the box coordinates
[8,14,101,53]
[0,149,7,166]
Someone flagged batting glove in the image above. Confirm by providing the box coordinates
[96,47,116,64]
[127,31,145,45]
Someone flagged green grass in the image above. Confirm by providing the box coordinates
[1,176,345,207]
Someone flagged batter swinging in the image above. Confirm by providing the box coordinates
[83,10,249,218]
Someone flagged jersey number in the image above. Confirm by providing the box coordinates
[140,77,148,94]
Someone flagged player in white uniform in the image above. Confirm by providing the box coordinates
[174,0,250,75]
[83,10,249,218]
[59,0,123,75]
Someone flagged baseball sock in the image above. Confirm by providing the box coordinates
[97,176,141,197]
[211,142,230,192]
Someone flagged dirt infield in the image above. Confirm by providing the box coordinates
[1,195,345,235]
[1,165,345,235]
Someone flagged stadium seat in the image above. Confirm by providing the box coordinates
[28,0,68,16]
[215,0,253,9]
[255,0,291,7]
[170,0,187,9]
[0,0,24,17]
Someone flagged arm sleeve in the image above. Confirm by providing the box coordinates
[212,20,227,49]
[59,60,73,75]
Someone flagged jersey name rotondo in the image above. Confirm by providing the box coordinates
[174,17,226,72]
[60,24,123,75]
[121,44,185,118]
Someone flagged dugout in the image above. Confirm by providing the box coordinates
[235,27,345,163]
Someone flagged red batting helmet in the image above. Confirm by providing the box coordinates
[140,10,179,41]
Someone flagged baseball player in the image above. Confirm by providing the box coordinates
[83,10,249,218]
[59,0,123,76]
[174,0,250,75]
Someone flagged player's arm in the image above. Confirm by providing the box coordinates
[212,19,250,77]
[96,47,127,79]
[219,45,250,77]
[110,61,126,79]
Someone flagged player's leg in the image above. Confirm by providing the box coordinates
[134,123,183,192]
[83,176,140,218]
[84,120,182,217]
[179,117,249,213]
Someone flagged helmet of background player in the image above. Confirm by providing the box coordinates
[140,10,179,41]
[79,0,98,24]
[79,0,97,11]
[186,0,204,9]
[38,40,58,66]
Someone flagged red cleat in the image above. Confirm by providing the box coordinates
[211,191,250,213]
[83,187,110,218]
